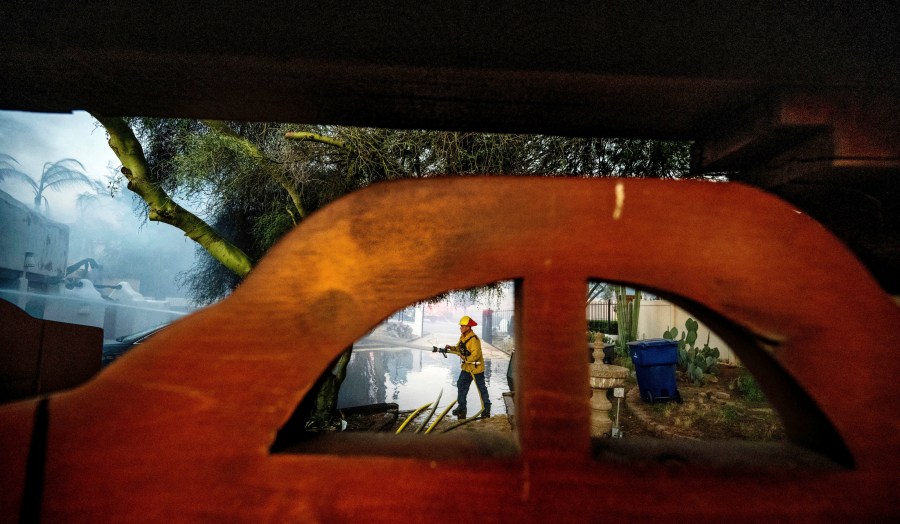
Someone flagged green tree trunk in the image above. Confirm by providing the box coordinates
[93,115,253,279]
[95,115,357,433]
[309,347,353,429]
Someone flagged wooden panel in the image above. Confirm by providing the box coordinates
[0,399,38,521]
[1,177,898,520]
[0,298,102,401]
[696,90,900,172]
[38,321,102,394]
[0,299,42,402]
[517,277,591,462]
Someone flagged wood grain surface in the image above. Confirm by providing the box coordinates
[1,177,898,521]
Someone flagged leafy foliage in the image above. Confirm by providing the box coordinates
[384,322,414,340]
[112,118,692,306]
[718,404,740,423]
[174,194,277,305]
[587,320,618,334]
[0,153,30,185]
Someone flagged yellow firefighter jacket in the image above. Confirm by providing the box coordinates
[456,331,484,374]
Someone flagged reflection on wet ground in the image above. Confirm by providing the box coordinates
[337,347,510,411]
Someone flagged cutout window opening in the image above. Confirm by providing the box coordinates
[586,280,851,472]
[271,282,520,460]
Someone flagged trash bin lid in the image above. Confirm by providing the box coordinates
[627,338,677,350]
[628,338,678,366]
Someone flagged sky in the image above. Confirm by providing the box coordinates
[0,110,118,222]
[0,110,197,298]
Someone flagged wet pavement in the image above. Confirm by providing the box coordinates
[337,339,511,413]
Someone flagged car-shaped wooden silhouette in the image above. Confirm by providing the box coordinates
[2,177,897,521]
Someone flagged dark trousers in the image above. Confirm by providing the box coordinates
[457,370,491,412]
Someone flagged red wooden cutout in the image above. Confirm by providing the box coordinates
[1,178,898,521]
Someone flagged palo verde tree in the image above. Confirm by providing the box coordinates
[92,115,691,430]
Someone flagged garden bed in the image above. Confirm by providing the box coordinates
[618,364,785,441]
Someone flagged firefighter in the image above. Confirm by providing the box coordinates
[445,315,491,419]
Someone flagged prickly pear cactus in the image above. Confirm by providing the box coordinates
[663,327,678,340]
[684,318,698,347]
[663,317,721,385]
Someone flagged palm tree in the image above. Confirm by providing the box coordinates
[0,154,94,212]
[0,153,27,182]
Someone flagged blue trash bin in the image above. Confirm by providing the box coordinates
[628,339,682,403]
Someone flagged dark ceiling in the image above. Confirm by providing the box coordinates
[2,1,899,291]
[3,2,897,136]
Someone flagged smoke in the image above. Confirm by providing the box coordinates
[0,110,116,221]
[1,110,197,299]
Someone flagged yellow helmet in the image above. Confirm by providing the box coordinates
[459,315,478,327]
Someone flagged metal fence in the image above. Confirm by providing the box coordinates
[482,303,615,342]
[586,301,616,323]
[481,309,514,343]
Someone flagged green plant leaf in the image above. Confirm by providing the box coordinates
[685,329,697,347]
[686,318,699,332]
[690,366,703,384]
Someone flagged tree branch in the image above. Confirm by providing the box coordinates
[92,114,253,279]
[204,120,307,218]
[284,131,354,153]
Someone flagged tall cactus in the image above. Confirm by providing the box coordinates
[630,288,642,342]
[614,285,642,353]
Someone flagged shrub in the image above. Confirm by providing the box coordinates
[385,322,413,340]
[587,320,617,334]
[731,373,766,402]
[719,404,739,423]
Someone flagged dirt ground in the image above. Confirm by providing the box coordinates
[618,364,785,441]
[344,405,513,435]
[402,412,513,434]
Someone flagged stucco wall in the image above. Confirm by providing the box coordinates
[636,299,737,364]
[0,190,69,283]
